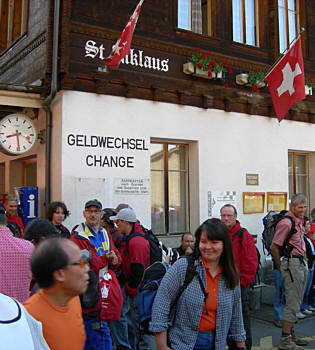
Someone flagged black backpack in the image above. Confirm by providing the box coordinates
[262,210,296,256]
[137,257,208,333]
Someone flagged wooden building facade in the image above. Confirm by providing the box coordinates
[0,0,315,241]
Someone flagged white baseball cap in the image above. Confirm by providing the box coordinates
[109,208,137,223]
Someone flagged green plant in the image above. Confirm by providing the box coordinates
[247,70,266,92]
[187,48,232,84]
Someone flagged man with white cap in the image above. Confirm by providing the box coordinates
[109,207,150,350]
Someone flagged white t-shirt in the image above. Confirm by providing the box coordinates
[0,293,49,350]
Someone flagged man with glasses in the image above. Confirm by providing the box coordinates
[24,237,89,350]
[220,204,258,350]
[71,199,121,350]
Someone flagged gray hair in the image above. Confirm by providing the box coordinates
[290,193,307,205]
[4,195,18,203]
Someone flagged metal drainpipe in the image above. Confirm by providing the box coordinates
[43,0,60,208]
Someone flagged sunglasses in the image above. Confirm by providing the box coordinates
[67,257,88,268]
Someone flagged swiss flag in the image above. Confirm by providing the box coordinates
[105,0,144,69]
[265,37,305,122]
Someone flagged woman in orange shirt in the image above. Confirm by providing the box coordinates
[150,218,246,350]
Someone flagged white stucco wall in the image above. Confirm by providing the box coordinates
[60,91,315,244]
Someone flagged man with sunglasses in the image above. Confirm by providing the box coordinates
[24,237,89,350]
[71,199,121,350]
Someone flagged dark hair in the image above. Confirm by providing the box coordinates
[101,208,116,229]
[24,219,58,244]
[303,216,310,226]
[193,218,239,290]
[181,232,193,241]
[31,238,70,288]
[47,201,70,221]
[0,204,6,225]
[220,204,237,215]
[311,208,315,220]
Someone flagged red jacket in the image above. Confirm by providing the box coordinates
[119,222,150,298]
[228,221,258,288]
[70,224,121,315]
[309,222,315,246]
[7,215,24,238]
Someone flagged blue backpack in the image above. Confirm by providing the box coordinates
[137,257,207,332]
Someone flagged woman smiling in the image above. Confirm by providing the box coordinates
[150,218,246,350]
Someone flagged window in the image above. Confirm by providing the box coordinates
[0,0,28,52]
[150,142,189,234]
[178,0,213,36]
[233,0,258,46]
[278,0,299,53]
[288,152,309,198]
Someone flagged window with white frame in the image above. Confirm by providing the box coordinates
[233,0,258,46]
[0,0,28,53]
[150,142,190,235]
[278,0,299,53]
[178,0,213,36]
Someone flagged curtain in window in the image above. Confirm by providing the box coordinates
[191,0,202,34]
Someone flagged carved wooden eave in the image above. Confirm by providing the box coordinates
[60,69,315,124]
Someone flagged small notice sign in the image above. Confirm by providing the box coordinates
[114,178,150,195]
[246,174,259,186]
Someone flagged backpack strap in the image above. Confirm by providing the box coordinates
[125,232,147,253]
[282,215,297,246]
[170,257,208,314]
[235,228,246,246]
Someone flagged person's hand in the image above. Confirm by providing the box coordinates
[106,251,118,265]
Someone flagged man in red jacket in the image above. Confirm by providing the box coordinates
[4,195,24,238]
[220,204,258,350]
[109,207,150,350]
[71,199,121,350]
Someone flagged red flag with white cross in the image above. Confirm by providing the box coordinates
[265,37,305,122]
[105,0,144,69]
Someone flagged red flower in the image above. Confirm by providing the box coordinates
[201,54,206,60]
[196,47,201,51]
[253,70,257,73]
[197,62,202,68]
[222,60,227,66]
[208,64,213,71]
[308,77,312,83]
[210,60,216,66]
[228,68,233,75]
[208,71,212,77]
[224,83,229,88]
[252,85,259,92]
[207,51,212,56]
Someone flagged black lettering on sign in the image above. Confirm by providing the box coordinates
[85,155,135,168]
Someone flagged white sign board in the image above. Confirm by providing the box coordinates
[114,178,150,195]
[208,191,237,217]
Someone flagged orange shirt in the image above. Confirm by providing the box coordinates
[24,290,86,350]
[198,258,222,332]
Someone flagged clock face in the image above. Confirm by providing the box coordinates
[0,114,37,155]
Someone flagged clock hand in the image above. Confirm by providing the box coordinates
[16,133,21,152]
[6,132,21,138]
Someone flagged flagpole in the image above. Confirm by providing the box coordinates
[265,27,305,79]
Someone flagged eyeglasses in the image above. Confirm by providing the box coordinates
[67,257,88,268]
[85,209,101,214]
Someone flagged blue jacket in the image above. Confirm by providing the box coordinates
[149,257,246,350]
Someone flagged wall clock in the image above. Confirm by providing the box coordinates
[0,113,37,155]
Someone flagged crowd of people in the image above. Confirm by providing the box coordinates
[0,193,314,350]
